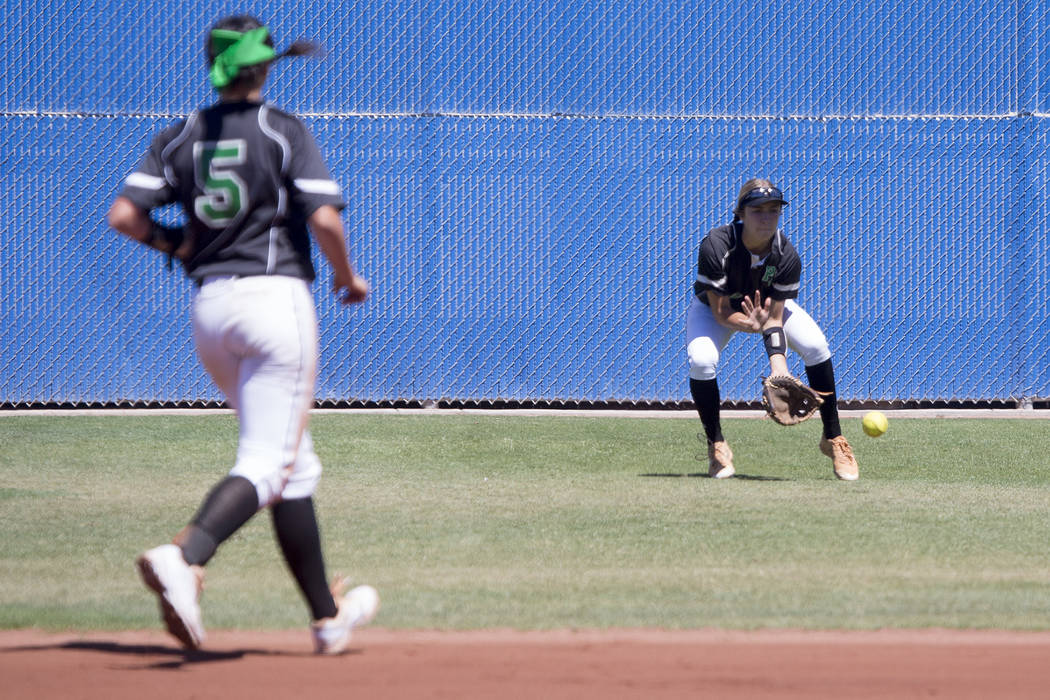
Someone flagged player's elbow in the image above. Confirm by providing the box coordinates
[107,197,140,236]
[308,205,343,238]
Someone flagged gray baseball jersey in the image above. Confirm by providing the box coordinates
[693,221,801,311]
[119,100,344,282]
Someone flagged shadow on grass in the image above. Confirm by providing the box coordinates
[639,472,788,481]
[1,639,357,669]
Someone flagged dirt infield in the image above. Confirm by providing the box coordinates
[4,628,1050,699]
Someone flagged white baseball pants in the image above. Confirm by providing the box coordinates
[192,275,323,508]
[687,296,832,380]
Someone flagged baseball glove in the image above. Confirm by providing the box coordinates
[761,374,825,426]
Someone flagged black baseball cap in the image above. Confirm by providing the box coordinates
[738,186,788,209]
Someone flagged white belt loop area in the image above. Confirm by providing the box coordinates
[200,274,241,286]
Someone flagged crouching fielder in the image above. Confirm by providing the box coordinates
[107,14,378,653]
[687,178,858,481]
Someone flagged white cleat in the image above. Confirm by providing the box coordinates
[311,578,380,655]
[136,544,206,649]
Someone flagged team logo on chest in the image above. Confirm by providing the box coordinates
[762,266,776,284]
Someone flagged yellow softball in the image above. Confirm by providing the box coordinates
[862,411,888,437]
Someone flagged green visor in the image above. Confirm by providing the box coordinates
[208,26,276,90]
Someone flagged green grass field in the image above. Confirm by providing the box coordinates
[1,413,1048,632]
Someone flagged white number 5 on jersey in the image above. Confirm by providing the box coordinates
[193,140,247,228]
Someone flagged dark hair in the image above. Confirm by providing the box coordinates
[206,14,319,92]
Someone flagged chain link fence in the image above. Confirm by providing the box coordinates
[2,1,1048,406]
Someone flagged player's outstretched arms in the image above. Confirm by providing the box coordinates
[308,204,369,305]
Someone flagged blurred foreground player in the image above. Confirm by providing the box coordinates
[108,14,378,653]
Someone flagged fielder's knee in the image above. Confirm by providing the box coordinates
[230,454,292,509]
[687,337,719,381]
[797,342,832,367]
[280,451,322,501]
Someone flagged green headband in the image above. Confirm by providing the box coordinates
[208,26,276,90]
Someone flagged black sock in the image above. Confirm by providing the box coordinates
[805,359,841,440]
[690,378,724,443]
[179,476,259,566]
[271,497,337,620]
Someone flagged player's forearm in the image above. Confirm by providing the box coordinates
[716,310,759,333]
[108,197,184,255]
[767,353,789,375]
[308,208,356,280]
[705,293,756,332]
[761,305,788,374]
[313,228,356,279]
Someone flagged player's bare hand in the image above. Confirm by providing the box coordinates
[741,290,771,331]
[334,273,369,305]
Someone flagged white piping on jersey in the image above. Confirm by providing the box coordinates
[266,187,287,274]
[718,237,735,282]
[258,104,291,175]
[125,172,166,190]
[696,273,726,289]
[293,178,342,195]
[772,281,799,292]
[695,234,736,289]
[258,105,290,274]
[161,111,198,187]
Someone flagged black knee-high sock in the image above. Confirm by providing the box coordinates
[271,497,338,620]
[690,378,724,443]
[177,475,259,566]
[805,359,841,440]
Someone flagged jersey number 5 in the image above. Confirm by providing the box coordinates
[193,140,247,228]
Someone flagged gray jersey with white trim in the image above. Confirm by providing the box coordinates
[119,100,344,282]
[693,221,802,312]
